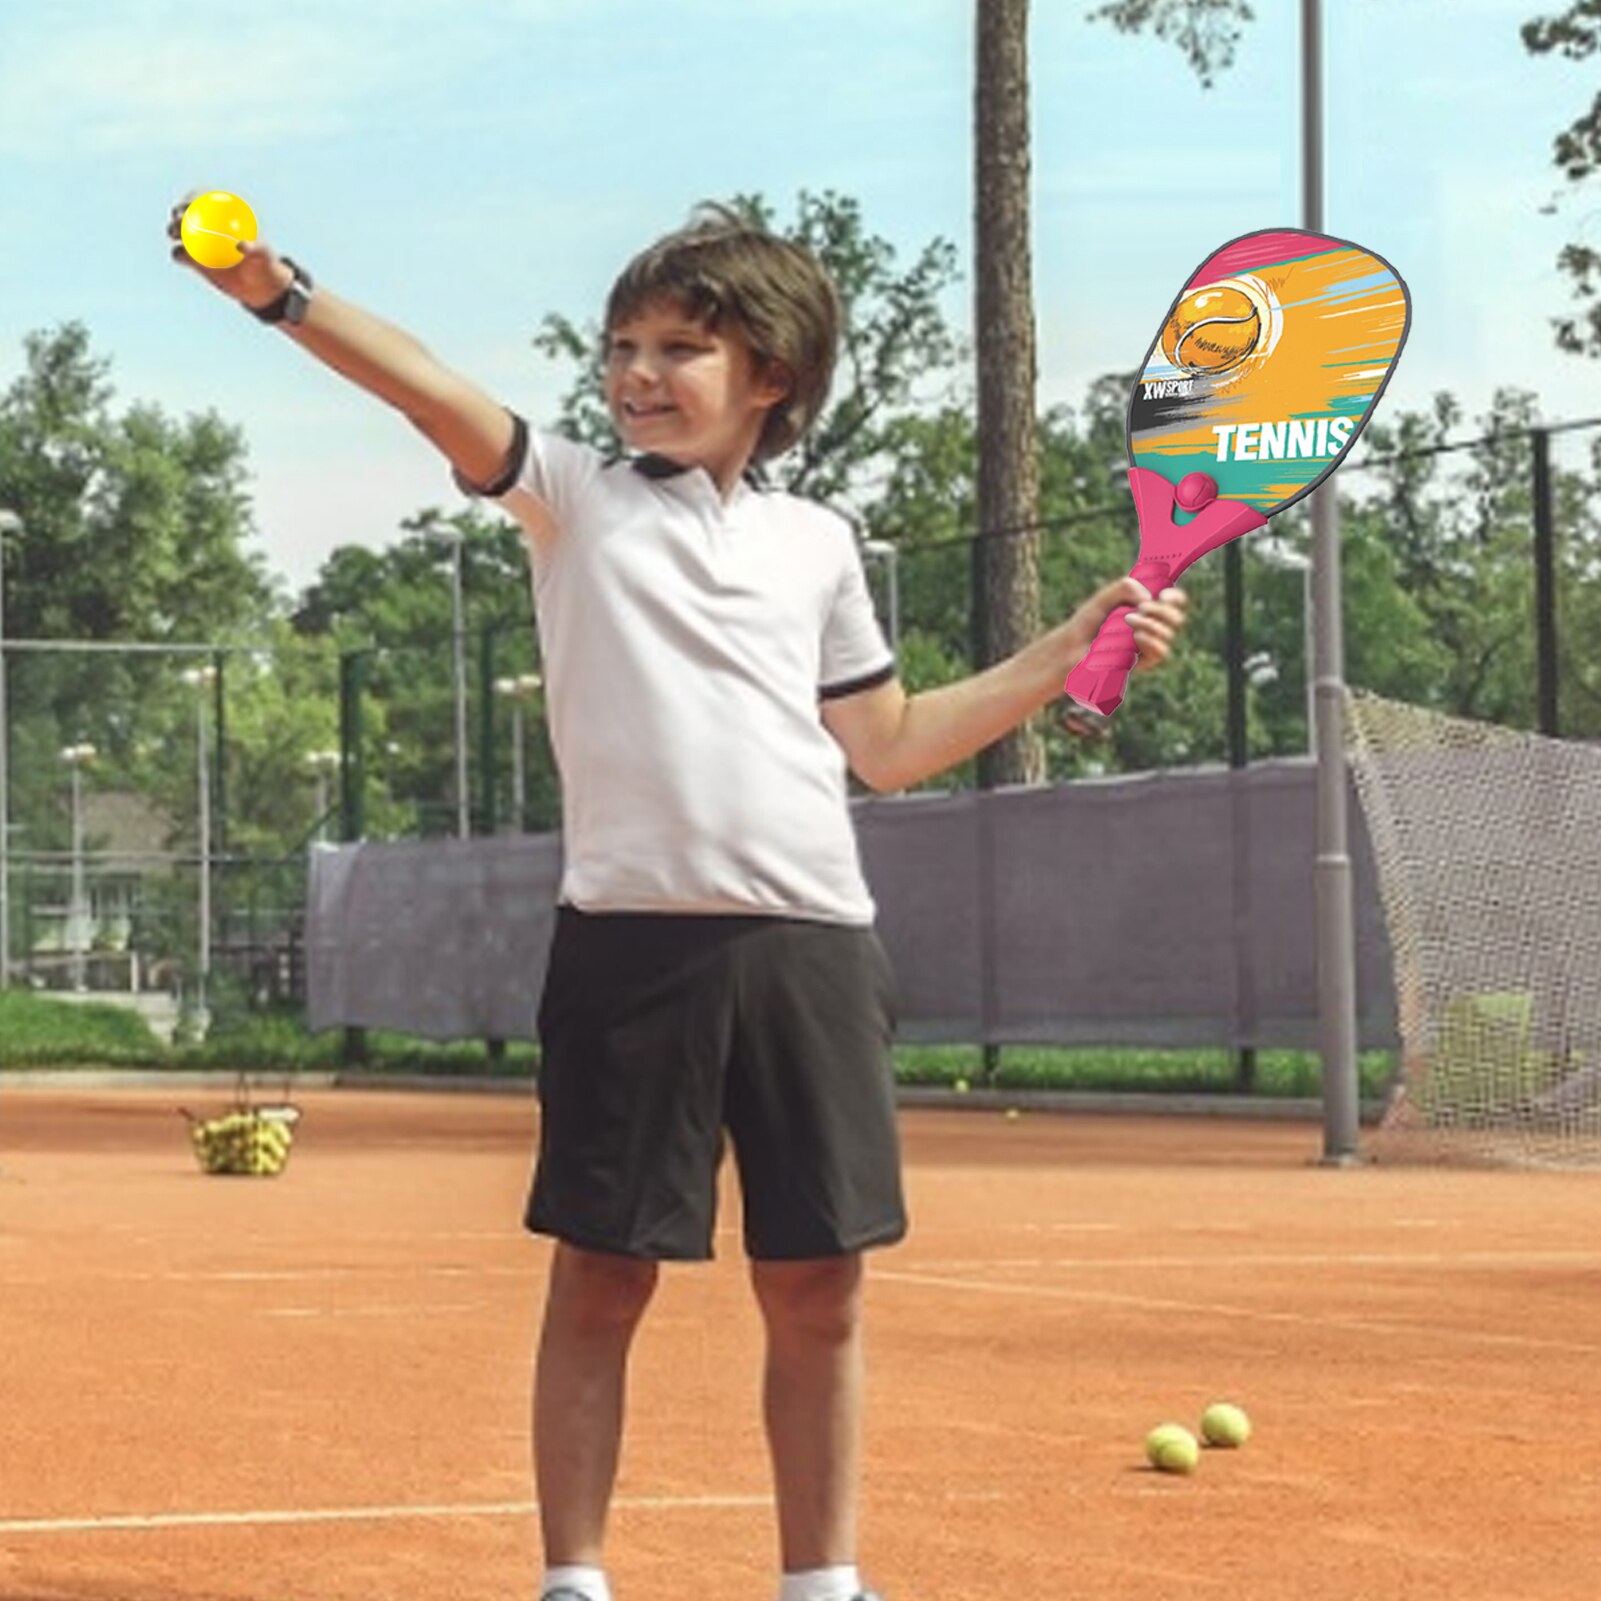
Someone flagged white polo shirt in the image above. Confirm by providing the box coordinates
[467,423,895,924]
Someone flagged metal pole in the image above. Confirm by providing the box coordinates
[1304,562,1316,750]
[449,534,470,840]
[0,508,17,988]
[197,684,211,1020]
[1304,0,1362,1162]
[70,760,86,992]
[1532,428,1559,736]
[511,702,526,829]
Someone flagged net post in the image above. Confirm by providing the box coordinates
[338,649,368,844]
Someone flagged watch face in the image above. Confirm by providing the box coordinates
[285,281,312,325]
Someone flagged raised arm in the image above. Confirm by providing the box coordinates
[167,198,515,489]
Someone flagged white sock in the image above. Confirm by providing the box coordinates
[541,1564,612,1601]
[778,1565,861,1601]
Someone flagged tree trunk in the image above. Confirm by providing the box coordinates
[973,0,1044,787]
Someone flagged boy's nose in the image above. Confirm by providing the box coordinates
[622,350,662,384]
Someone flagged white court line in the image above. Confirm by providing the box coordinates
[876,1268,1601,1355]
[0,1492,771,1537]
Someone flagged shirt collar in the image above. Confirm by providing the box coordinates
[629,454,769,496]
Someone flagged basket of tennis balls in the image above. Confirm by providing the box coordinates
[181,1088,300,1177]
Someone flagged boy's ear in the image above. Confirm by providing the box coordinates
[757,358,793,407]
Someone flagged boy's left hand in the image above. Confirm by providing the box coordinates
[1065,576,1189,675]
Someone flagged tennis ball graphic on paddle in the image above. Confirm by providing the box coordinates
[1161,283,1262,376]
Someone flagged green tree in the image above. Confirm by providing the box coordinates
[0,323,282,901]
[1524,1,1601,355]
[293,507,550,834]
[1089,0,1256,85]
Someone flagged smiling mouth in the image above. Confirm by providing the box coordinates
[623,400,675,420]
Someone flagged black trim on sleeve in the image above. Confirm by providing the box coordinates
[818,661,897,702]
[453,411,530,499]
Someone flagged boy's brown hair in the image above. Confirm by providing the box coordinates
[605,204,841,463]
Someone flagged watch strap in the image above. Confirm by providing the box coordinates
[248,258,314,325]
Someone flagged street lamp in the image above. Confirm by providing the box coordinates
[180,664,217,1024]
[305,749,340,842]
[59,741,96,993]
[0,507,18,988]
[859,538,901,657]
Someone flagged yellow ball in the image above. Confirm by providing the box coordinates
[1200,1401,1252,1448]
[1145,1423,1200,1474]
[181,191,257,269]
[1162,284,1260,375]
[953,1077,971,1094]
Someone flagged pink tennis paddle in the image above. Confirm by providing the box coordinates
[1064,227,1411,717]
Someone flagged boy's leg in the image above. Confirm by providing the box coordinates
[534,1242,660,1567]
[749,1253,866,1573]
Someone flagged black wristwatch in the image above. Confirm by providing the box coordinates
[248,258,314,326]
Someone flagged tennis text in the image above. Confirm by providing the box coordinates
[1212,418,1354,462]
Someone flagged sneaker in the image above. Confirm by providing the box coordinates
[541,1591,600,1601]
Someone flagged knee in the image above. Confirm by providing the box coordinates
[547,1246,659,1336]
[751,1256,864,1346]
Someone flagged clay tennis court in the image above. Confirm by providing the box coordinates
[2,1083,1598,1601]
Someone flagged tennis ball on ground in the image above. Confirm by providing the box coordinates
[1200,1401,1251,1448]
[1004,1107,1021,1120]
[181,191,257,269]
[1145,1423,1200,1475]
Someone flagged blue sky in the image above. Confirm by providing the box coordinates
[0,0,1595,593]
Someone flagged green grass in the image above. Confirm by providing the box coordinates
[0,990,168,1067]
[0,991,1392,1098]
[892,1044,1395,1098]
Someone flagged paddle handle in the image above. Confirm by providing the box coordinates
[1062,560,1173,717]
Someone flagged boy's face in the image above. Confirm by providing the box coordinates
[603,297,789,487]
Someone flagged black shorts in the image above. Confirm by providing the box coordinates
[528,907,907,1262]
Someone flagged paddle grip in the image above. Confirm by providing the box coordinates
[1062,560,1173,717]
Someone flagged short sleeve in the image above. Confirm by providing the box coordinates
[454,420,602,567]
[818,521,896,701]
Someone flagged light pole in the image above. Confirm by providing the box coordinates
[860,539,901,657]
[431,525,470,839]
[305,749,340,842]
[1303,0,1361,1163]
[59,741,96,993]
[493,673,542,832]
[0,507,18,989]
[181,664,216,1023]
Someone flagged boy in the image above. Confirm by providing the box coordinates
[169,200,1187,1601]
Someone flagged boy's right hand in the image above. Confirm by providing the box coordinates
[166,192,293,313]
